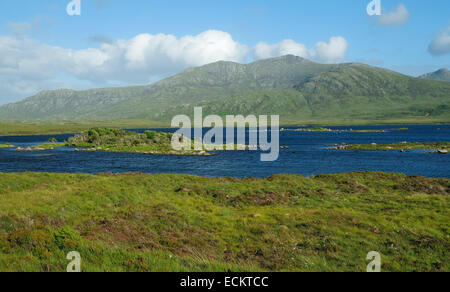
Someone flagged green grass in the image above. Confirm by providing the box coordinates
[0,143,13,148]
[341,142,450,151]
[0,120,169,136]
[0,171,448,272]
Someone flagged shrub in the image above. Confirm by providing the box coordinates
[145,131,156,140]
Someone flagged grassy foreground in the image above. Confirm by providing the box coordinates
[0,172,448,272]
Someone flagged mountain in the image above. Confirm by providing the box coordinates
[419,68,450,82]
[1,55,450,124]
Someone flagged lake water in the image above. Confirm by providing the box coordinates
[0,125,449,178]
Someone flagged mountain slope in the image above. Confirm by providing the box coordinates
[159,63,450,123]
[0,56,449,124]
[419,68,450,82]
[0,55,334,120]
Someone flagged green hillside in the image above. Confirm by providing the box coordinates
[159,64,450,124]
[0,56,449,124]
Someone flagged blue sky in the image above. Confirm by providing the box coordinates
[0,0,449,104]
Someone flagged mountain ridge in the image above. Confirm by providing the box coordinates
[1,55,449,124]
[419,68,450,82]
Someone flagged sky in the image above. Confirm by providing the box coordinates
[0,0,449,105]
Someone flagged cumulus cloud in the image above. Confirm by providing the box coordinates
[377,4,410,26]
[0,30,249,103]
[253,39,308,60]
[253,36,348,63]
[428,28,450,56]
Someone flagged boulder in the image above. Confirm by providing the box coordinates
[438,149,448,155]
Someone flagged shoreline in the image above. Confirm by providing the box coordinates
[1,121,449,137]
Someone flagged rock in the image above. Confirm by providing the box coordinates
[252,214,262,218]
[438,149,448,154]
[371,143,377,146]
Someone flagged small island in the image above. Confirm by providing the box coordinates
[350,129,387,133]
[0,143,14,148]
[281,127,333,132]
[334,142,449,153]
[66,128,248,156]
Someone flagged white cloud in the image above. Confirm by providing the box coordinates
[377,4,410,26]
[253,39,308,60]
[428,28,450,57]
[0,30,249,104]
[253,36,348,63]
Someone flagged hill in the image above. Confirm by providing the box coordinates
[1,56,450,124]
[419,68,450,82]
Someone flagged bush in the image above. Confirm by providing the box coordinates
[145,131,156,140]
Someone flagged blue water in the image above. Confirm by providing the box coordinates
[0,125,449,178]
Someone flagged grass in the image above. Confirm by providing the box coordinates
[0,120,169,136]
[0,143,13,148]
[340,142,450,151]
[0,171,447,272]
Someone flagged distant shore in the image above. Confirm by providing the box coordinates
[1,120,450,136]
